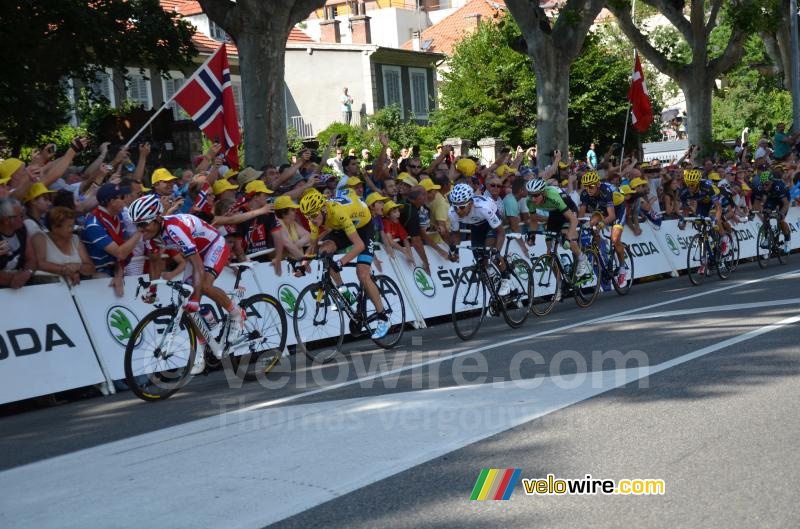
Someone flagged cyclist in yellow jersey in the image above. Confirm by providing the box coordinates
[300,191,390,339]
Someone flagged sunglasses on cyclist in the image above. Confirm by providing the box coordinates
[454,203,470,210]
[529,193,543,198]
[585,184,598,189]
[135,221,152,230]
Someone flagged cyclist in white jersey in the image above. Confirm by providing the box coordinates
[446,183,512,296]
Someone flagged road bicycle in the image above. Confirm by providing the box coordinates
[292,253,406,363]
[583,220,635,296]
[123,262,287,402]
[529,225,601,316]
[756,210,790,268]
[451,233,532,340]
[684,217,735,285]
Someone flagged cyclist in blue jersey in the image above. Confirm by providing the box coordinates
[751,171,792,253]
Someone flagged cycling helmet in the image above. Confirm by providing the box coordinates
[299,191,326,218]
[717,179,731,190]
[128,194,163,224]
[449,183,474,205]
[684,169,702,185]
[581,170,600,186]
[759,171,771,183]
[525,178,547,194]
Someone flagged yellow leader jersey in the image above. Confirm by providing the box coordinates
[310,195,372,241]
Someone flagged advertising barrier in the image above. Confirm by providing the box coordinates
[4,208,799,403]
[0,281,106,404]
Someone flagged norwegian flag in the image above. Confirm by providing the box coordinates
[173,45,241,168]
[627,52,654,134]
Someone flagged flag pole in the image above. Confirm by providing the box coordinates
[619,0,638,168]
[123,45,225,149]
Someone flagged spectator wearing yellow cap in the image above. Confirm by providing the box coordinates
[150,168,178,197]
[0,158,35,203]
[396,172,418,201]
[272,195,309,272]
[212,178,238,202]
[231,180,281,261]
[23,183,55,237]
[420,178,449,245]
[380,200,414,265]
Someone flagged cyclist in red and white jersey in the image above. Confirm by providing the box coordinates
[128,195,244,373]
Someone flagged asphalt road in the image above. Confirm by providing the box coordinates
[1,259,799,529]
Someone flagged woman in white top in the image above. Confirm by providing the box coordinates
[32,206,95,285]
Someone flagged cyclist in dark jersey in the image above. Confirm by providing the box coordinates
[679,168,729,254]
[578,170,629,284]
[751,171,792,253]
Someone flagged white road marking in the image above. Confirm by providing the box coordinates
[604,298,800,323]
[239,267,800,414]
[2,313,798,529]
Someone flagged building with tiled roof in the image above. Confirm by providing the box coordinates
[400,0,506,55]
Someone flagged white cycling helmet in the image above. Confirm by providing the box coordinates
[128,194,164,224]
[525,178,546,194]
[717,179,731,190]
[449,183,474,205]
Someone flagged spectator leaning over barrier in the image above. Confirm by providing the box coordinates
[272,195,309,269]
[82,183,142,296]
[420,177,449,247]
[398,185,432,274]
[234,180,281,266]
[381,200,415,265]
[0,197,36,289]
[23,182,55,237]
[33,207,94,286]
[504,178,532,255]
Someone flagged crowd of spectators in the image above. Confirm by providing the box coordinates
[2,126,800,291]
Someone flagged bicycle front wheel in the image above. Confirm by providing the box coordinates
[452,266,488,340]
[124,306,197,402]
[228,293,287,381]
[500,258,531,328]
[366,274,406,349]
[574,246,601,308]
[776,227,789,265]
[530,254,559,316]
[687,234,708,285]
[756,226,771,268]
[729,230,741,272]
[716,236,734,280]
[293,282,344,364]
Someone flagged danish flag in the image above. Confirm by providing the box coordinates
[173,45,241,168]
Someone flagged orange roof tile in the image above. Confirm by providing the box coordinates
[159,0,184,12]
[191,28,313,58]
[401,0,506,56]
[175,0,203,16]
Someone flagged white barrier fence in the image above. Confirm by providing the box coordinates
[3,208,800,404]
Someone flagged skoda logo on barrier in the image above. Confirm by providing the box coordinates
[413,267,436,297]
[278,284,305,320]
[106,306,140,347]
[665,234,681,255]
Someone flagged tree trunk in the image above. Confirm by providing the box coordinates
[533,51,571,169]
[682,74,714,152]
[236,29,289,169]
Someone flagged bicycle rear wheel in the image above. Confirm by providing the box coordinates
[687,234,707,285]
[776,227,789,265]
[452,265,488,340]
[610,244,635,296]
[728,230,741,273]
[574,246,601,308]
[293,282,344,363]
[367,274,406,349]
[228,293,287,381]
[124,306,197,402]
[716,237,734,280]
[500,258,531,328]
[756,226,771,268]
[530,254,560,316]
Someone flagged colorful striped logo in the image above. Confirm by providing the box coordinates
[470,469,521,500]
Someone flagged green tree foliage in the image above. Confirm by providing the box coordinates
[1,0,196,154]
[712,34,792,140]
[431,17,661,153]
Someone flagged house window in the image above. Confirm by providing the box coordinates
[382,65,403,112]
[209,20,231,42]
[126,68,152,109]
[409,68,429,119]
[89,69,114,106]
[162,73,188,120]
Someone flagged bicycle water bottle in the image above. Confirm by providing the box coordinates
[338,285,356,305]
[200,306,217,329]
[560,254,572,277]
[580,228,592,248]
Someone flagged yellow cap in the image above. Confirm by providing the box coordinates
[382,199,405,217]
[558,162,569,169]
[619,184,636,195]
[0,158,24,184]
[24,182,55,203]
[346,176,362,186]
[419,178,441,191]
[561,179,569,187]
[244,180,273,195]
[709,172,721,181]
[365,192,388,206]
[399,173,419,187]
[630,177,648,188]
[151,168,177,184]
[455,158,477,177]
[274,195,299,210]
[495,164,512,178]
[212,179,238,196]
[140,184,152,192]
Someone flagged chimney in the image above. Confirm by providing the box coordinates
[463,13,481,32]
[320,18,341,43]
[411,30,421,51]
[350,15,372,44]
